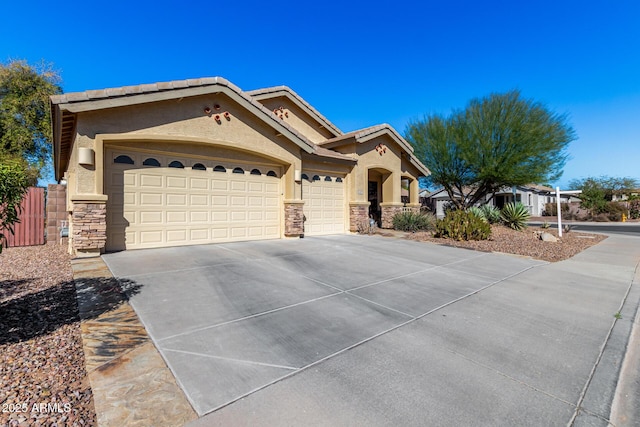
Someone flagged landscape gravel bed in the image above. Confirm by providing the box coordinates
[403,225,607,262]
[0,245,96,427]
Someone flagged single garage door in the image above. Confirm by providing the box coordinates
[105,149,281,251]
[301,172,345,236]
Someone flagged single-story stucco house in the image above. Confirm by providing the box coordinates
[50,77,430,257]
[426,184,573,218]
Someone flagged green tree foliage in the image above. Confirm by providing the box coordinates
[406,90,575,210]
[0,155,31,252]
[0,60,62,180]
[568,176,639,211]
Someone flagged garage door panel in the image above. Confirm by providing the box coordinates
[211,195,229,206]
[211,179,228,190]
[123,173,135,186]
[231,211,247,221]
[266,183,279,193]
[190,211,209,222]
[167,194,187,206]
[139,174,163,187]
[248,182,263,192]
[189,177,208,189]
[166,211,187,224]
[212,211,228,221]
[190,229,209,240]
[231,196,246,206]
[140,211,163,224]
[140,193,163,206]
[106,149,281,250]
[231,228,247,238]
[123,192,135,205]
[265,197,279,207]
[231,181,246,191]
[140,230,163,244]
[249,196,264,207]
[190,194,208,206]
[167,176,187,189]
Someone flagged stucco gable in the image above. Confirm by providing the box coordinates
[248,86,342,139]
[50,77,319,180]
[320,124,430,177]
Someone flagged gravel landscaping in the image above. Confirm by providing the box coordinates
[402,225,607,262]
[0,244,95,427]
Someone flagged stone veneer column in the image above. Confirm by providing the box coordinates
[349,202,370,232]
[284,201,305,237]
[71,201,107,257]
[380,202,404,229]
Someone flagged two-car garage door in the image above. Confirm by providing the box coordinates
[105,149,281,251]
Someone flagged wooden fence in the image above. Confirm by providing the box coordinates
[4,187,45,247]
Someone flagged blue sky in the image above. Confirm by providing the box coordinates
[2,0,639,188]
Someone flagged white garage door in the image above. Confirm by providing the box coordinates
[105,149,281,251]
[302,172,345,236]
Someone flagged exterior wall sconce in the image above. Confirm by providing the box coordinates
[294,170,302,182]
[78,147,95,166]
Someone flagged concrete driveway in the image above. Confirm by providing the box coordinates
[102,234,640,426]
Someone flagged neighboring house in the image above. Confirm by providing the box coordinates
[426,184,572,218]
[612,189,640,201]
[50,77,429,257]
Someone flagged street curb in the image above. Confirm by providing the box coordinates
[609,261,640,426]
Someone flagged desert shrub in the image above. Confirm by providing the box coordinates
[392,211,435,232]
[630,200,640,219]
[602,201,627,221]
[501,202,531,231]
[543,202,570,216]
[434,210,491,241]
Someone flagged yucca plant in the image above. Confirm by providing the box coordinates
[392,211,436,232]
[501,202,531,231]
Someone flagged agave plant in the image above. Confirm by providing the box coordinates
[468,206,487,222]
[480,204,501,224]
[501,202,531,230]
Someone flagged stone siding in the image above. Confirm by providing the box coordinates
[72,202,107,251]
[349,203,370,232]
[46,184,68,245]
[381,205,404,229]
[284,202,304,236]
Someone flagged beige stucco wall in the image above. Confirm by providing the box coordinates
[256,97,336,144]
[328,134,424,206]
[66,93,304,201]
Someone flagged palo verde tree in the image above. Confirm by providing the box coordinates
[568,176,639,211]
[406,90,576,210]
